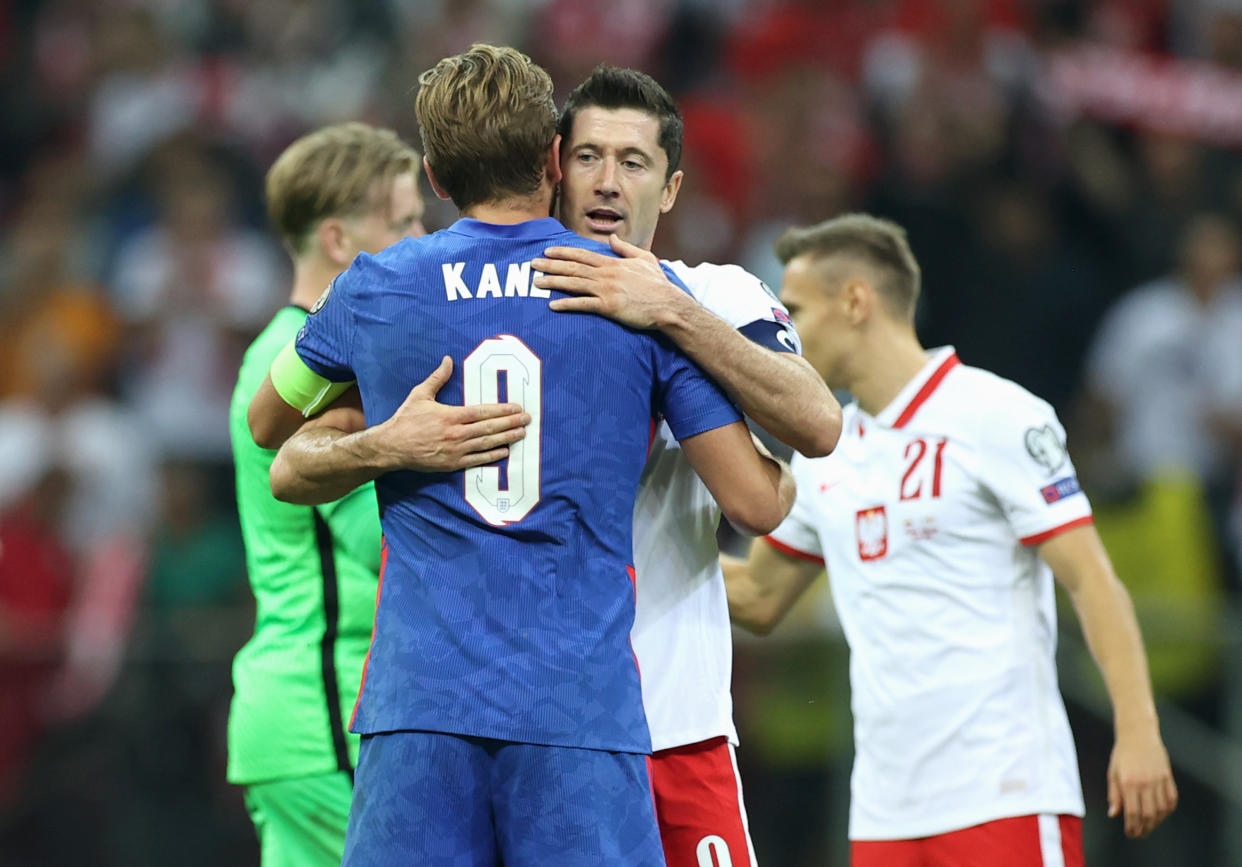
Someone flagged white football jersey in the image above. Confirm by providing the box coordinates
[632,260,800,752]
[767,347,1090,840]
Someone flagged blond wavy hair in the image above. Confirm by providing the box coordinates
[265,122,419,256]
[415,44,557,210]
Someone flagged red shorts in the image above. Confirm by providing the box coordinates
[852,814,1084,867]
[650,736,756,867]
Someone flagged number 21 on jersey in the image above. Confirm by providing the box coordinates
[900,437,947,501]
[462,335,542,526]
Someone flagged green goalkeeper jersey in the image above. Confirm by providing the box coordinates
[227,306,381,785]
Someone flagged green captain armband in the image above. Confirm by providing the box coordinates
[270,339,354,416]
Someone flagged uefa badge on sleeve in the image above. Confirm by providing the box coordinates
[1024,424,1067,475]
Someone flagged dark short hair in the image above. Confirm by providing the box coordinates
[558,65,683,180]
[416,44,558,210]
[775,214,922,321]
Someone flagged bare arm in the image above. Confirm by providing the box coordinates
[1040,524,1178,838]
[659,305,839,457]
[722,535,824,635]
[249,373,313,449]
[678,423,794,536]
[269,357,530,505]
[534,236,842,457]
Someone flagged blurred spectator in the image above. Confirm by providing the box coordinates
[1083,213,1242,576]
[926,180,1106,410]
[87,7,206,179]
[0,461,73,810]
[2,0,1242,863]
[109,140,284,460]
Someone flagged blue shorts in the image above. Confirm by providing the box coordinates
[342,731,666,866]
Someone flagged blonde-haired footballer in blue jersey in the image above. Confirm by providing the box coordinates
[229,121,527,867]
[248,44,794,866]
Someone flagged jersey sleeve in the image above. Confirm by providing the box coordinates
[649,266,743,439]
[295,272,357,383]
[764,453,824,564]
[269,338,355,416]
[651,335,742,441]
[737,316,802,355]
[974,392,1094,546]
[668,261,803,355]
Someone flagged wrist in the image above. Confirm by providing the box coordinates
[1114,705,1160,739]
[346,424,399,473]
[654,290,702,335]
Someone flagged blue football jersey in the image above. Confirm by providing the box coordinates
[295,217,741,754]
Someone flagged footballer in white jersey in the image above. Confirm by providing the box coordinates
[724,214,1177,867]
[634,259,804,756]
[535,68,842,867]
[771,347,1088,841]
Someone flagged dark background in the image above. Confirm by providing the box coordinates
[2,0,1241,864]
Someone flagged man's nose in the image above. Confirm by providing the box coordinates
[596,158,620,196]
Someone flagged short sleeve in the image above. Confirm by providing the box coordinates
[764,453,824,563]
[737,317,802,355]
[295,271,356,382]
[651,334,742,441]
[668,261,803,355]
[975,393,1093,546]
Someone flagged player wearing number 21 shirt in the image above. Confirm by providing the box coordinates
[248,46,793,866]
[724,214,1177,867]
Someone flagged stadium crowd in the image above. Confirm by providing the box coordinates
[1,0,1241,864]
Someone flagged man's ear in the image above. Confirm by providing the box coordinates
[545,134,563,186]
[659,169,684,214]
[843,278,874,327]
[423,156,452,201]
[316,218,350,268]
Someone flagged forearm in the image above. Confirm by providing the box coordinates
[720,554,774,635]
[1066,571,1160,736]
[659,301,841,457]
[722,538,822,634]
[270,424,393,505]
[721,451,791,536]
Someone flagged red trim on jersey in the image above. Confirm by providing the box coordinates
[764,535,825,565]
[892,353,961,429]
[1019,515,1094,547]
[627,564,643,681]
[648,418,657,458]
[350,538,388,729]
[651,738,755,867]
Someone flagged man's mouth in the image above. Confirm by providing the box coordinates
[584,208,624,233]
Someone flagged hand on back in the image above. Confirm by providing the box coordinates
[534,234,691,330]
[372,356,530,473]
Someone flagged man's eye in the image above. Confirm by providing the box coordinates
[623,160,644,170]
[578,153,597,164]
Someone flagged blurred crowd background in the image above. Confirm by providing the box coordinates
[2,0,1242,864]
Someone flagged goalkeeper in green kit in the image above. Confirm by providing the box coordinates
[228,123,530,866]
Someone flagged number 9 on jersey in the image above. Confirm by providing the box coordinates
[462,335,542,526]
